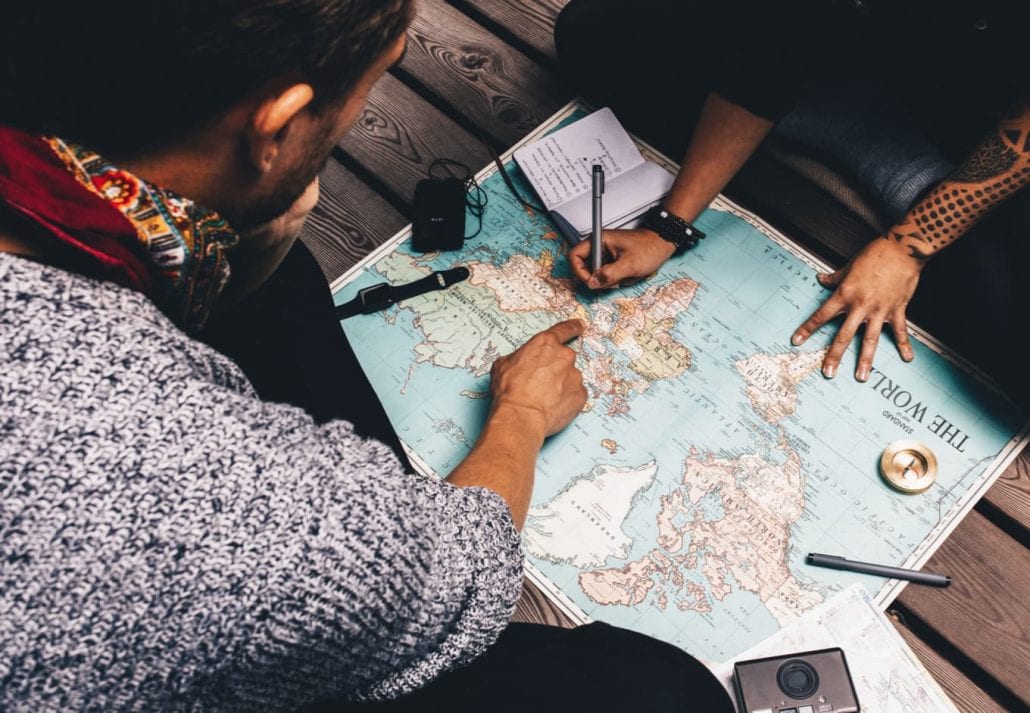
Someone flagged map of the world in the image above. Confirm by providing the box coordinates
[333,104,1026,665]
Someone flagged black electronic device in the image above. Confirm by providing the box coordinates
[733,648,860,713]
[413,177,466,252]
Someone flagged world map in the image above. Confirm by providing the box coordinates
[333,107,1026,664]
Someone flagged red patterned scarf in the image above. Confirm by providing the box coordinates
[0,127,237,331]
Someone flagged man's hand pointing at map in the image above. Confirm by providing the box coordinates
[447,319,588,528]
[489,319,589,436]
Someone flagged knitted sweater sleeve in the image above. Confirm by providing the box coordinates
[173,382,525,707]
[0,258,523,711]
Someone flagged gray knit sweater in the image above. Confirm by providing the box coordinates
[0,253,523,711]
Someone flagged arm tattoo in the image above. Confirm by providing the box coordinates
[885,103,1030,260]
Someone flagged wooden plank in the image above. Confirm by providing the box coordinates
[890,615,1008,713]
[338,73,492,204]
[300,158,406,281]
[983,449,1030,530]
[465,0,568,61]
[897,510,1030,703]
[513,580,575,628]
[401,0,570,146]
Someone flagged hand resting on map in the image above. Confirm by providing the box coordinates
[791,238,922,381]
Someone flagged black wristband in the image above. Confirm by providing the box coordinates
[336,267,470,319]
[641,205,706,256]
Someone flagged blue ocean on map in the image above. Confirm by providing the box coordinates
[334,125,1025,664]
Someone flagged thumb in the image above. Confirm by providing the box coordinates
[817,269,845,288]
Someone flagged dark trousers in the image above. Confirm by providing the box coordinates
[555,0,1030,411]
[200,241,735,712]
[311,622,733,712]
[201,242,409,463]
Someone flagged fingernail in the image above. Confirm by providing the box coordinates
[791,333,804,346]
[857,366,869,382]
[587,277,600,289]
[823,364,837,379]
[903,347,914,361]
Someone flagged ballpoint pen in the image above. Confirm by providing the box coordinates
[807,553,951,587]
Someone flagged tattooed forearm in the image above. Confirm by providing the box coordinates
[885,103,1030,260]
[949,135,1020,182]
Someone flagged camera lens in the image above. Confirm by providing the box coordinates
[776,659,820,699]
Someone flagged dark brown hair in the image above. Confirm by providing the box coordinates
[1,0,414,155]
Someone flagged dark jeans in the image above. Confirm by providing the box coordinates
[201,241,408,463]
[310,623,733,712]
[200,241,734,712]
[556,0,1030,411]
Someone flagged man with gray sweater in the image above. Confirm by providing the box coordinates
[0,1,731,711]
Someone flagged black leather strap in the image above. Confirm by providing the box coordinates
[641,205,706,256]
[336,266,470,319]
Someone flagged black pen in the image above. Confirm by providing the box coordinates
[807,553,951,588]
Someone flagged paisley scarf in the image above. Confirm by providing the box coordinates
[0,126,237,332]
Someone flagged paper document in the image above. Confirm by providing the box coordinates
[513,107,675,241]
[714,585,958,713]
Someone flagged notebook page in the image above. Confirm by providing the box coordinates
[556,161,675,236]
[513,107,644,211]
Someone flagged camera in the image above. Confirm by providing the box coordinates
[733,647,860,713]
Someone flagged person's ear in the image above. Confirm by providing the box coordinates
[245,82,315,174]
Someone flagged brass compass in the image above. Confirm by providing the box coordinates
[880,440,938,494]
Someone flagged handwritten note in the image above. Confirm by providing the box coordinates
[513,107,643,210]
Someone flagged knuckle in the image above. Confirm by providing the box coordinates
[815,302,839,320]
[832,332,852,347]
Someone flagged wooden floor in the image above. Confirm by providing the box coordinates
[299,2,1030,710]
